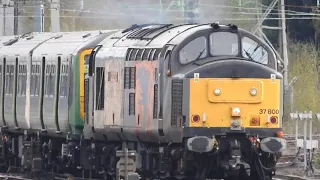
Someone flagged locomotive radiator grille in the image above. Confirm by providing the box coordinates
[124,67,135,89]
[171,79,183,126]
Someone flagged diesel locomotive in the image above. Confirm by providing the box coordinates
[0,23,286,180]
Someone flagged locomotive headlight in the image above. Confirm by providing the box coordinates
[250,87,257,96]
[214,88,221,96]
[232,108,241,116]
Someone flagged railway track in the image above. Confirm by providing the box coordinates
[0,173,29,180]
[274,173,320,180]
[0,173,318,180]
[0,173,103,180]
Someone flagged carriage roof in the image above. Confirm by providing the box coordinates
[0,30,118,59]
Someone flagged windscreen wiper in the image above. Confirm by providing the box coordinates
[195,48,205,60]
[192,48,206,66]
[244,49,254,61]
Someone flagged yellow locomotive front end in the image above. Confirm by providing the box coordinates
[190,77,282,132]
[166,24,287,180]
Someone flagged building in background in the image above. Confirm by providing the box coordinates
[0,0,14,35]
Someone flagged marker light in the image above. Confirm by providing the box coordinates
[250,116,260,126]
[232,107,241,117]
[250,88,257,96]
[270,116,278,124]
[277,131,283,138]
[214,88,221,96]
[192,115,200,123]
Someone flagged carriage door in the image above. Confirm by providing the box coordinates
[79,49,92,122]
[85,45,102,127]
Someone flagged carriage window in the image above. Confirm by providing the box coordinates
[5,63,14,95]
[31,63,40,96]
[60,63,69,97]
[18,63,27,96]
[179,36,207,64]
[44,62,55,97]
[242,37,268,64]
[210,32,239,56]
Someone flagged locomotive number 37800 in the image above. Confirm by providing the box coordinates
[259,109,279,114]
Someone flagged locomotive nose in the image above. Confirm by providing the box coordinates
[175,60,283,136]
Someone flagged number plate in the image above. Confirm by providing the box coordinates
[259,109,280,114]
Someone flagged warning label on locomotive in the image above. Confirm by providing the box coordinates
[259,109,279,114]
[194,73,199,82]
[270,74,276,83]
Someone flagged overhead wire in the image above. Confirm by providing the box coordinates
[4,14,320,21]
[18,7,320,17]
[6,0,319,19]
[3,1,319,27]
[8,2,320,14]
[14,5,320,18]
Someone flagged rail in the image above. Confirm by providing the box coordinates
[274,173,320,180]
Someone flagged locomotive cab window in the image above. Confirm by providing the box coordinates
[242,37,269,65]
[179,36,207,64]
[210,32,239,56]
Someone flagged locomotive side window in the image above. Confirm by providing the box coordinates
[242,37,268,65]
[179,36,207,64]
[210,32,239,56]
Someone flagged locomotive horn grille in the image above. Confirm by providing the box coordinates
[171,79,183,126]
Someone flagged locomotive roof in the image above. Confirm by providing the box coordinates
[99,23,253,49]
[95,24,203,61]
[95,23,256,62]
[0,30,118,58]
[109,24,201,48]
